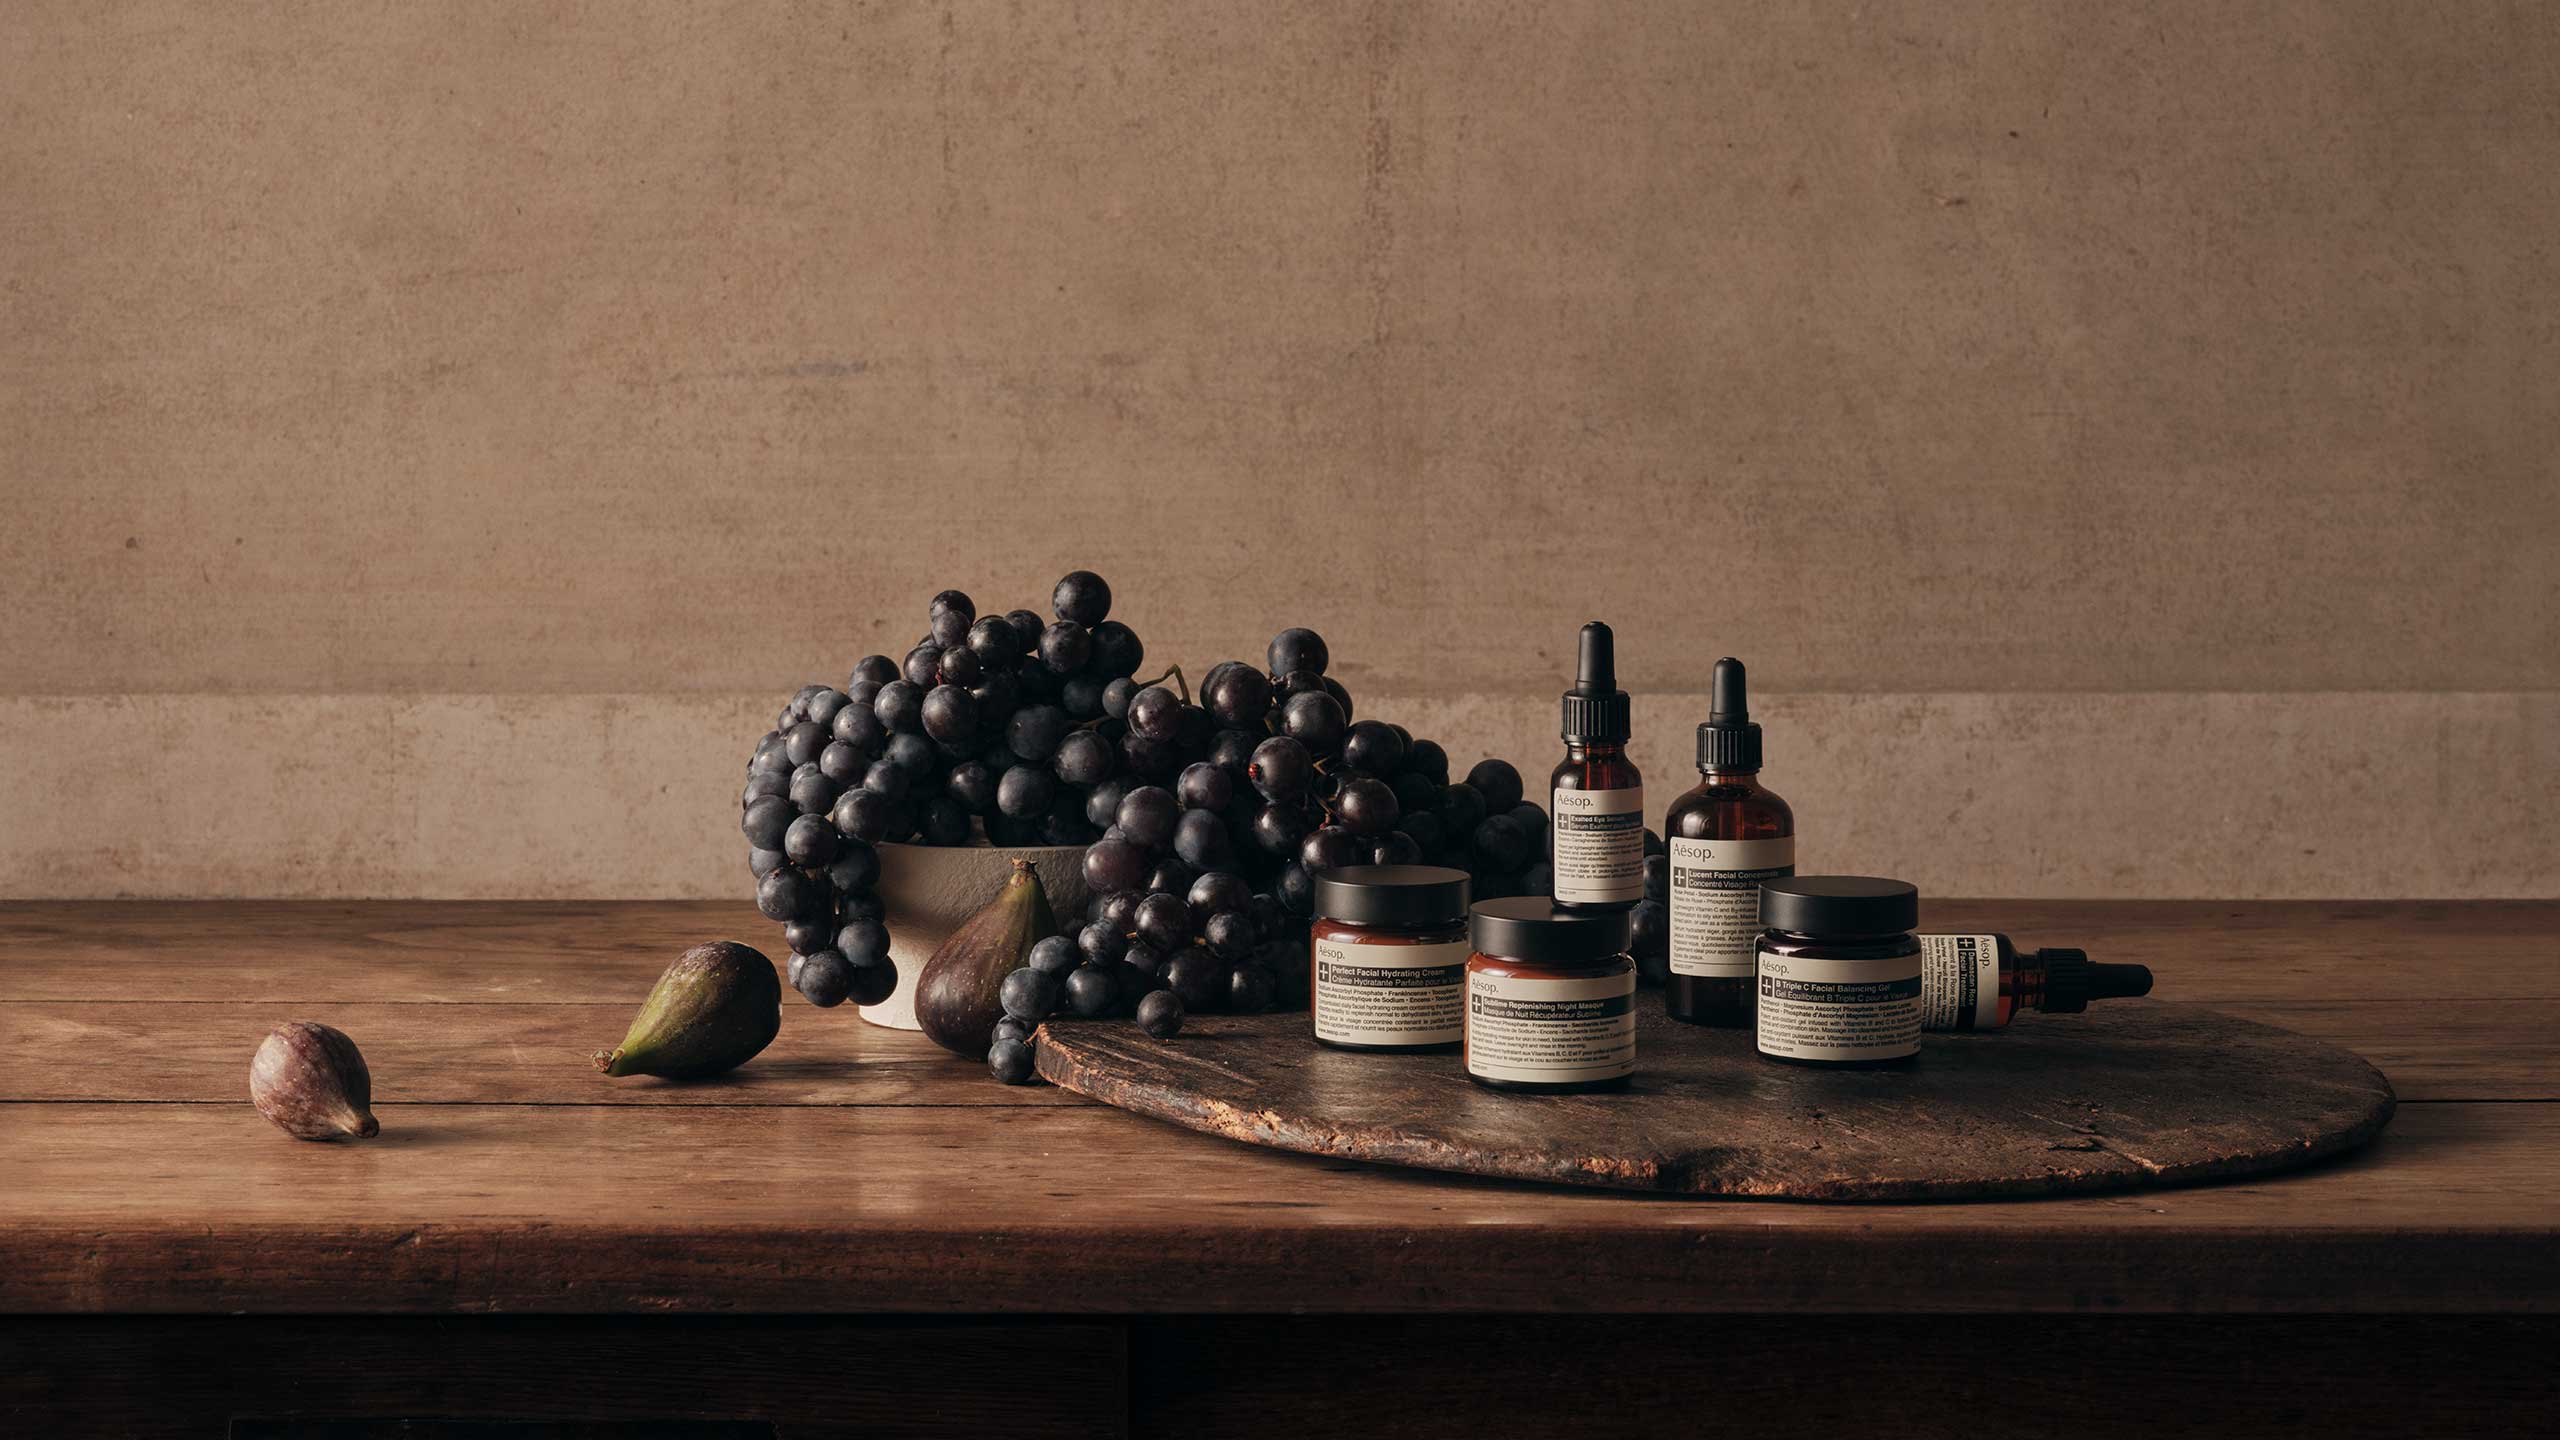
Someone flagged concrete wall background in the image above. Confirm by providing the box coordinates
[4,1,2554,898]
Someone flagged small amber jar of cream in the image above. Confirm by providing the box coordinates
[1311,865,1473,1052]
[1463,897,1636,1093]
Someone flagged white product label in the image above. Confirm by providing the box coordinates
[1755,950,1922,1061]
[1667,836,1795,977]
[1465,969,1637,1084]
[1549,786,1645,904]
[1919,933,2003,1032]
[1312,937,1469,1047]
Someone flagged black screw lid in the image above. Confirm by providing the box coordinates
[1469,896,1632,965]
[1758,876,1920,936]
[2036,948,2154,1013]
[1560,621,1631,744]
[1313,865,1472,929]
[1697,656,1763,772]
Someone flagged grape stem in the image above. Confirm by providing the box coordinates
[1137,665,1191,704]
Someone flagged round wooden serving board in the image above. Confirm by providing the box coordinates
[1034,1000,2396,1201]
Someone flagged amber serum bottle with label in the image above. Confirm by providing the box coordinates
[1663,658,1794,1026]
[1549,622,1643,913]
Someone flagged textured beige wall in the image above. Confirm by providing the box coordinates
[4,2,2555,897]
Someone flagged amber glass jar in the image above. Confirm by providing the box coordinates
[1311,865,1473,1053]
[1754,876,1921,1068]
[1463,897,1636,1093]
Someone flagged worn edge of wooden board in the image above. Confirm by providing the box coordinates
[1035,1005,2399,1202]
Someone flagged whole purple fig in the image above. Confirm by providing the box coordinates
[249,1021,380,1141]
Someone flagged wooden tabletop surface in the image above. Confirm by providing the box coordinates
[2,900,2552,1316]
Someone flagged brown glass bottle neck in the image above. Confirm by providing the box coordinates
[1563,740,1626,761]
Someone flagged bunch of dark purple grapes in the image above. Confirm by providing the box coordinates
[981,626,1560,1082]
[740,571,1147,1006]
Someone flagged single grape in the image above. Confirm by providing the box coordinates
[1334,776,1399,836]
[860,762,909,800]
[1172,808,1232,870]
[1060,673,1107,720]
[1279,690,1347,755]
[874,680,925,734]
[845,954,896,1006]
[845,678,883,709]
[987,1038,1036,1085]
[1087,620,1144,678]
[996,765,1056,819]
[1120,730,1180,781]
[1339,720,1409,776]
[1643,853,1669,903]
[757,866,824,922]
[968,667,1018,716]
[1137,990,1185,1038]
[832,702,887,752]
[805,688,851,730]
[1065,964,1118,1017]
[1116,785,1180,848]
[929,589,976,647]
[1126,685,1182,741]
[1248,736,1313,801]
[1144,857,1197,896]
[1102,676,1140,720]
[1085,777,1131,830]
[918,795,971,845]
[782,918,832,955]
[1267,627,1329,678]
[1629,897,1669,959]
[749,846,786,878]
[1052,570,1112,626]
[1321,677,1356,723]
[836,917,890,965]
[850,654,900,688]
[1208,729,1259,773]
[921,684,978,742]
[993,1016,1032,1044]
[1250,801,1315,856]
[1228,964,1277,1015]
[832,789,895,843]
[1100,889,1143,932]
[796,950,854,1007]
[1000,967,1062,1022]
[966,615,1020,669]
[1174,761,1232,813]
[1077,920,1122,967]
[783,813,839,866]
[1039,621,1092,675]
[1277,862,1315,916]
[1134,892,1193,950]
[1188,871,1254,921]
[742,794,796,849]
[1473,814,1532,871]
[825,841,879,894]
[903,644,943,689]
[1083,837,1150,894]
[1245,893,1287,941]
[783,721,831,767]
[817,741,866,788]
[1436,781,1488,834]
[1028,934,1081,977]
[946,761,997,814]
[1122,937,1165,976]
[786,951,808,989]
[1393,808,1444,857]
[1369,831,1423,866]
[749,733,792,776]
[1007,704,1071,762]
[786,762,836,815]
[1204,665,1274,727]
[1407,738,1450,784]
[935,646,983,688]
[1162,950,1223,1010]
[1000,609,1041,652]
[1299,825,1364,874]
[1645,828,1667,856]
[1510,802,1549,841]
[1203,910,1257,961]
[1466,759,1525,813]
[839,889,886,924]
[1053,729,1115,786]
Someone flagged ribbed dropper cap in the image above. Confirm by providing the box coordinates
[1697,656,1762,771]
[1559,621,1631,743]
[2036,950,2155,1013]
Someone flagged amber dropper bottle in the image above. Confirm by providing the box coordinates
[1548,621,1643,913]
[1919,933,2154,1032]
[1663,658,1795,1026]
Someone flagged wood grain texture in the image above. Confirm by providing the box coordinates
[3,1101,2552,1314]
[1034,1004,2397,1199]
[0,1317,1125,1440]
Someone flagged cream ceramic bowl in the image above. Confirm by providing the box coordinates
[859,840,1092,1030]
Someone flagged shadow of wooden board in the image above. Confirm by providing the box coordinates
[1034,1000,2396,1201]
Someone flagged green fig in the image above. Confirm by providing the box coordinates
[595,941,781,1080]
[915,859,1058,1057]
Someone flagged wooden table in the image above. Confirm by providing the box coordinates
[4,900,2554,1437]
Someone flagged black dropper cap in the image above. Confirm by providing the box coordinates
[1560,621,1630,744]
[2035,949,2155,1014]
[1697,656,1762,772]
